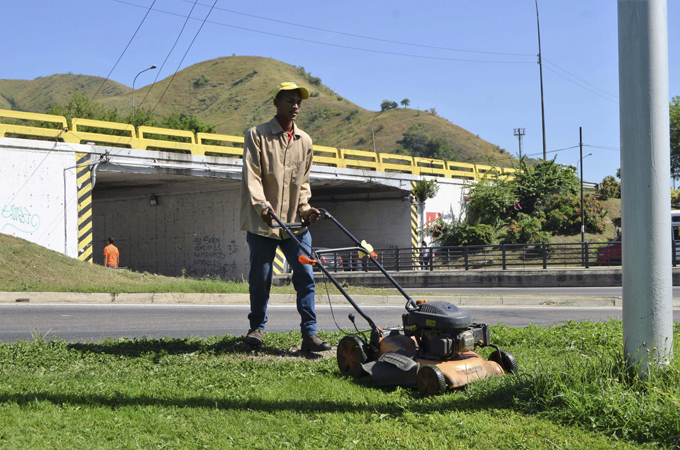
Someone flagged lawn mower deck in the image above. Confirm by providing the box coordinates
[268,209,517,397]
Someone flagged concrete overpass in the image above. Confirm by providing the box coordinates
[1,136,468,280]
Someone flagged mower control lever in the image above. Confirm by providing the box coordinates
[270,221,310,229]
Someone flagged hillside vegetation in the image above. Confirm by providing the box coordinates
[0,56,513,166]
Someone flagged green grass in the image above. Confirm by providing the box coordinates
[0,233,397,296]
[1,321,679,448]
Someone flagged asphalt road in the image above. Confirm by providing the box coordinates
[2,303,678,343]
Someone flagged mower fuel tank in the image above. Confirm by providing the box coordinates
[405,301,472,330]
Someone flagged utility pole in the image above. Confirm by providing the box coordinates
[513,128,526,160]
[535,0,547,159]
[579,127,585,244]
[618,0,673,373]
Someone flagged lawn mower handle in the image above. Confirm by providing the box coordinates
[315,208,418,312]
[266,210,381,333]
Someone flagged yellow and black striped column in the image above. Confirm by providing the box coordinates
[410,180,419,269]
[76,152,93,263]
[272,248,286,275]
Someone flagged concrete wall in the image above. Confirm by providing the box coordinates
[93,178,248,279]
[311,198,412,251]
[418,177,469,244]
[0,142,79,257]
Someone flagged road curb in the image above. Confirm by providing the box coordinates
[0,291,632,307]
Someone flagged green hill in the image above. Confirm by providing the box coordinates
[0,56,514,166]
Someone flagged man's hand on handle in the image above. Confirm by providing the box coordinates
[261,207,274,226]
[303,207,321,225]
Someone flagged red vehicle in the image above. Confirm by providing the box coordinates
[597,235,621,266]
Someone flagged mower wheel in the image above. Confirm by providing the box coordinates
[337,335,368,376]
[417,365,447,397]
[489,350,519,375]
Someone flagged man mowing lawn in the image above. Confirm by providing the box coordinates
[240,81,330,353]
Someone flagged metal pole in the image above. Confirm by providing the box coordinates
[513,128,525,160]
[371,110,386,153]
[580,127,585,244]
[535,0,547,159]
[132,65,157,118]
[618,0,673,371]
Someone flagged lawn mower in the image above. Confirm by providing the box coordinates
[269,209,518,397]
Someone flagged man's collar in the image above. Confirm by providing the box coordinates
[268,117,300,137]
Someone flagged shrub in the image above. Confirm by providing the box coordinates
[504,213,552,244]
[543,194,607,234]
[515,159,580,215]
[598,175,620,199]
[412,178,439,203]
[431,219,497,246]
[465,176,519,227]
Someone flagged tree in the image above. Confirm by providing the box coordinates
[159,113,215,134]
[46,91,122,127]
[380,100,398,111]
[428,108,437,116]
[513,158,580,216]
[671,96,680,178]
[400,98,410,108]
[397,124,459,161]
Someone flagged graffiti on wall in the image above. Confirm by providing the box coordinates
[187,235,241,278]
[1,204,41,234]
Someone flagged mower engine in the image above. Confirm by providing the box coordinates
[402,301,490,360]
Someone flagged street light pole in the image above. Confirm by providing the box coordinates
[132,65,157,119]
[371,110,387,153]
[535,0,547,159]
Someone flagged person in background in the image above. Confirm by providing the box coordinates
[420,239,431,269]
[104,237,119,269]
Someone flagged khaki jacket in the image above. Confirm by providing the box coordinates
[240,117,313,239]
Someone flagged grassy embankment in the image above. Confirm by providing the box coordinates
[1,321,678,448]
[0,233,392,295]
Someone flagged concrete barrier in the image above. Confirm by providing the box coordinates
[276,267,680,289]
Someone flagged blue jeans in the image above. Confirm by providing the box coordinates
[247,231,317,336]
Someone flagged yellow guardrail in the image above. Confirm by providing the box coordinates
[197,132,244,158]
[0,108,515,181]
[378,153,417,174]
[71,118,138,147]
[136,126,195,154]
[313,145,343,167]
[0,110,68,141]
[340,148,380,171]
[446,161,477,181]
[415,157,448,177]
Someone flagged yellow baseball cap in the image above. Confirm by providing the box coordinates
[273,82,310,100]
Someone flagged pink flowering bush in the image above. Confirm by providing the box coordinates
[543,194,607,234]
[598,175,620,200]
[504,213,552,244]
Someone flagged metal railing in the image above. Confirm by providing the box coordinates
[310,240,680,273]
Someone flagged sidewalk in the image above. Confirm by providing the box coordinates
[0,291,634,307]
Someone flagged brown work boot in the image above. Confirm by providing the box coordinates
[301,334,331,352]
[245,328,264,347]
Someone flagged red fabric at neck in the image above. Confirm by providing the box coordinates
[275,116,294,142]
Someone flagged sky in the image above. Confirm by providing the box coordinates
[1,0,679,183]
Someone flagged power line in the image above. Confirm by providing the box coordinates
[175,0,536,57]
[584,144,620,151]
[544,66,619,105]
[112,0,536,65]
[138,0,200,110]
[89,0,158,105]
[544,58,618,100]
[526,145,579,157]
[150,0,218,114]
